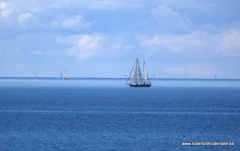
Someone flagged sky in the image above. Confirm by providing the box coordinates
[0,0,240,78]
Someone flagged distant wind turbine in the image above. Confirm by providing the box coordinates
[150,74,155,79]
[33,70,37,77]
[125,72,128,78]
[59,71,63,78]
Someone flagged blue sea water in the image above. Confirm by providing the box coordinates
[0,78,240,150]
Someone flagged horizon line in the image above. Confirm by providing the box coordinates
[0,77,240,80]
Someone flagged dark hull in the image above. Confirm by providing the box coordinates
[129,83,151,87]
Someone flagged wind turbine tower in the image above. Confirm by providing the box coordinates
[151,74,155,79]
[153,74,155,79]
[59,71,63,78]
[33,71,37,78]
[125,72,128,78]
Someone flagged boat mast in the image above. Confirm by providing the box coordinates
[143,60,144,82]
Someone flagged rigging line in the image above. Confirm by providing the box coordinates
[126,59,136,85]
[143,60,144,82]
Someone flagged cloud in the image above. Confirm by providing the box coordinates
[1,9,12,17]
[202,23,221,34]
[56,34,103,59]
[220,30,240,56]
[139,31,221,54]
[0,2,12,17]
[17,12,38,29]
[51,14,92,30]
[151,5,191,33]
[18,12,33,21]
[56,33,136,59]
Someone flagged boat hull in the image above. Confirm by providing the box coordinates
[129,83,151,87]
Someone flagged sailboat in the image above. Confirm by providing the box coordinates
[126,58,151,87]
[63,70,68,79]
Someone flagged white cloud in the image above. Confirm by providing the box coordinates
[140,31,221,54]
[0,2,7,9]
[56,33,134,59]
[17,12,38,29]
[56,34,103,59]
[51,14,92,30]
[18,12,33,21]
[220,30,240,56]
[1,9,12,17]
[0,2,12,17]
[202,23,220,34]
[152,5,191,33]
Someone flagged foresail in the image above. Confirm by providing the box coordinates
[130,59,143,84]
[130,67,137,84]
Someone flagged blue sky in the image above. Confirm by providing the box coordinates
[0,0,240,78]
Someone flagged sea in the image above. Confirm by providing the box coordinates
[0,78,239,150]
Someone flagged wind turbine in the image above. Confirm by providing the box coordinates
[150,74,155,79]
[125,72,128,78]
[59,71,63,78]
[33,70,37,78]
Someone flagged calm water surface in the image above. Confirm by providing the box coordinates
[0,78,240,150]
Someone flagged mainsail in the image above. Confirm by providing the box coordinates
[130,59,143,84]
[143,61,150,84]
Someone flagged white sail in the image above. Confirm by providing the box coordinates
[130,59,143,84]
[130,67,137,84]
[136,59,143,83]
[126,58,151,87]
[64,70,68,79]
[143,61,149,84]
